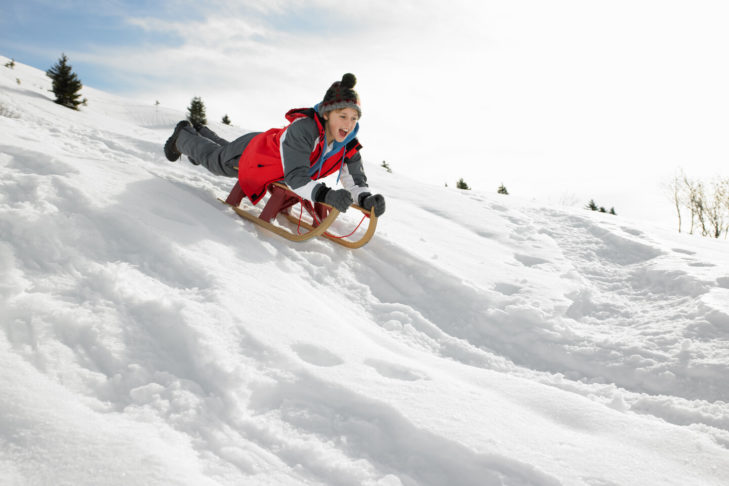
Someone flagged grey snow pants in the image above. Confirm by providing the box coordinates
[176,125,261,178]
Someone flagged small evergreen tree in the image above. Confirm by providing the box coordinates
[497,184,509,195]
[381,160,392,173]
[586,199,617,215]
[222,114,231,125]
[4,59,15,69]
[187,96,207,126]
[456,178,471,190]
[46,54,83,110]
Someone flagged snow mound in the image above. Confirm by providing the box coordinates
[2,55,729,486]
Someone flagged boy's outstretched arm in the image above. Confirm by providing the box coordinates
[341,155,386,217]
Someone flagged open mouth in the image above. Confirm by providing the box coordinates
[338,129,348,138]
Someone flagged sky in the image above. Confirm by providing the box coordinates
[2,0,729,228]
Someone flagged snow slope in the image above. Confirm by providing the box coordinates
[1,56,729,486]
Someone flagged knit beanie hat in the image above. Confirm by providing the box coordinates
[319,73,361,118]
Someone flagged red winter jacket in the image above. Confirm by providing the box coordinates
[237,108,362,204]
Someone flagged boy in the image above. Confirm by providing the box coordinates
[164,73,385,217]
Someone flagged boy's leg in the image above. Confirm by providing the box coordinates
[198,125,229,146]
[176,127,260,177]
[188,126,228,165]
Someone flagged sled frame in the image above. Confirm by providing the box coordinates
[219,181,377,248]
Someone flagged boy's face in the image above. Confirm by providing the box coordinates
[323,107,359,143]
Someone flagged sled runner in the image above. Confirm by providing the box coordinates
[219,181,378,248]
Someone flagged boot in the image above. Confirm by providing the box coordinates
[164,120,192,161]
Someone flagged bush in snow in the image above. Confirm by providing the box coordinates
[668,169,728,238]
[456,178,471,190]
[586,199,617,216]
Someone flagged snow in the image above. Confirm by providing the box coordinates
[1,55,729,486]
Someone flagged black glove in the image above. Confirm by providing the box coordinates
[323,188,353,212]
[359,193,386,217]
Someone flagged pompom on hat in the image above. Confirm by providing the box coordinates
[319,73,361,118]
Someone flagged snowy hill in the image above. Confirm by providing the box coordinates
[1,56,729,486]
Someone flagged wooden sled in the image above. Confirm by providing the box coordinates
[219,181,378,248]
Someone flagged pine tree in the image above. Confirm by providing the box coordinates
[497,184,509,195]
[187,97,207,126]
[586,199,598,211]
[4,59,15,69]
[222,114,231,125]
[46,54,83,110]
[456,178,471,190]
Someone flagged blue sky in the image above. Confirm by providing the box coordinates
[3,1,206,90]
[1,1,381,94]
[3,0,729,227]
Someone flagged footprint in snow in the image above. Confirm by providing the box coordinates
[365,359,429,381]
[620,226,643,237]
[688,261,716,268]
[672,248,696,256]
[493,282,521,296]
[514,253,549,267]
[291,343,344,367]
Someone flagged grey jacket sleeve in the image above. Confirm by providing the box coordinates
[280,118,322,201]
[340,151,371,203]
